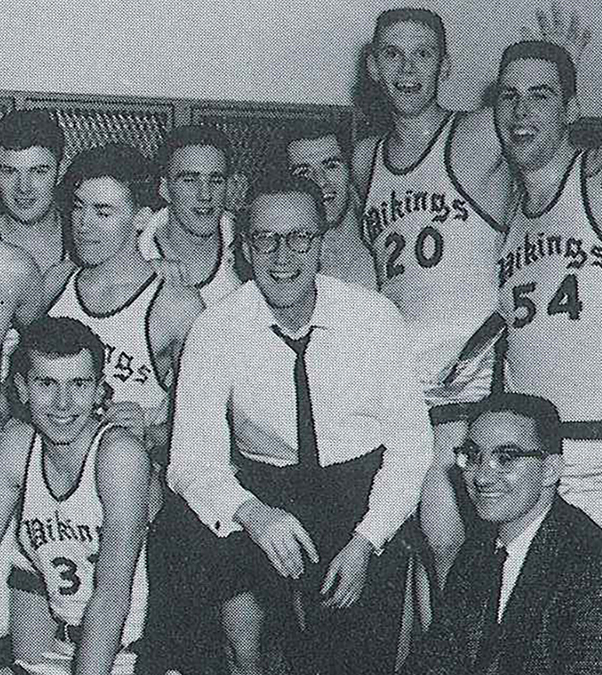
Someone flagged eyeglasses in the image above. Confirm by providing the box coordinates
[248,230,321,254]
[453,442,548,473]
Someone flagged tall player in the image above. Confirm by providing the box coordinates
[495,41,602,527]
[354,6,589,578]
[0,110,66,273]
[284,121,377,289]
[44,143,204,451]
[138,124,247,302]
[0,316,161,675]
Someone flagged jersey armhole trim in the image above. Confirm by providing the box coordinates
[523,152,581,220]
[360,137,384,247]
[145,278,169,394]
[444,113,506,234]
[15,430,42,570]
[581,151,602,243]
[46,268,78,314]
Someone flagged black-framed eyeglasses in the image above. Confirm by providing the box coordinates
[453,441,548,473]
[248,230,321,254]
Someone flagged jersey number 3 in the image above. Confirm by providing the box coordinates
[512,274,582,328]
[385,227,444,279]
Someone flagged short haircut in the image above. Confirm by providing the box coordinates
[12,316,105,383]
[371,8,447,57]
[156,125,232,176]
[468,393,563,455]
[238,172,328,235]
[498,40,577,103]
[59,143,160,210]
[283,119,351,164]
[0,109,65,164]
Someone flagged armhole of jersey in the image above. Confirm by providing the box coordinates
[444,113,506,234]
[14,430,41,569]
[46,268,78,314]
[145,278,169,393]
[581,151,602,243]
[360,138,383,245]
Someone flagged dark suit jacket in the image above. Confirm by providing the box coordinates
[403,497,602,675]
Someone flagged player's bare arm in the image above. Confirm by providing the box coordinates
[0,423,32,543]
[41,258,77,312]
[74,426,151,675]
[352,136,380,202]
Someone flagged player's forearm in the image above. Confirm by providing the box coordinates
[74,588,131,675]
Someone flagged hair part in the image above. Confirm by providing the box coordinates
[0,109,65,164]
[237,172,328,236]
[156,125,232,177]
[371,8,447,57]
[468,392,563,455]
[498,40,577,103]
[59,143,160,211]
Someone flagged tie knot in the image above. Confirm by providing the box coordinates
[271,325,313,357]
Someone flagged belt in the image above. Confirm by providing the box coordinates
[55,621,138,653]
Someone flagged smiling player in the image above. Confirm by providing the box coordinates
[0,316,161,675]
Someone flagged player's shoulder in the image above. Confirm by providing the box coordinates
[0,421,36,482]
[192,280,257,328]
[452,108,496,148]
[0,240,40,281]
[96,424,149,470]
[155,275,205,312]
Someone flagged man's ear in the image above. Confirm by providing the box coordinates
[159,177,171,204]
[227,173,249,212]
[543,454,564,487]
[439,54,452,82]
[14,373,29,405]
[566,96,581,126]
[367,50,380,83]
[132,207,154,234]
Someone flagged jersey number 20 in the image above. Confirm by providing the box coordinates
[512,274,582,328]
[385,227,444,279]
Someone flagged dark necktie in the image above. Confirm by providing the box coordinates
[473,545,508,673]
[271,325,320,469]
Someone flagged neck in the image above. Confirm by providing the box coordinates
[323,205,361,243]
[83,245,150,282]
[497,491,554,546]
[43,419,99,468]
[521,140,576,212]
[390,103,448,144]
[166,211,220,255]
[270,286,317,334]
[3,207,57,231]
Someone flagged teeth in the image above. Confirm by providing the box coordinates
[322,194,335,202]
[395,82,421,92]
[270,270,299,281]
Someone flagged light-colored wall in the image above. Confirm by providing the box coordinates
[0,0,599,112]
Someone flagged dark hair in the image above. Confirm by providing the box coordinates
[59,143,160,211]
[283,119,352,164]
[237,172,328,236]
[0,109,65,164]
[372,8,447,57]
[12,316,105,383]
[498,41,577,103]
[156,125,232,176]
[468,393,562,455]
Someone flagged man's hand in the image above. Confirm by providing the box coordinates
[521,2,592,67]
[104,401,146,441]
[234,497,319,579]
[149,258,193,286]
[320,533,374,609]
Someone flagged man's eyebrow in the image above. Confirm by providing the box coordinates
[174,170,225,178]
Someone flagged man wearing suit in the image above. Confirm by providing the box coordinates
[403,392,602,675]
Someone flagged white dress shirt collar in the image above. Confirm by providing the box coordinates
[497,505,552,620]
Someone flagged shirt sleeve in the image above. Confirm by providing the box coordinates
[166,312,254,537]
[355,306,434,551]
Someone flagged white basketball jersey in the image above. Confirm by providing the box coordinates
[500,153,602,421]
[138,207,240,306]
[48,271,166,415]
[362,114,502,345]
[17,424,148,645]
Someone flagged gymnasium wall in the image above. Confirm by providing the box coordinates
[0,0,600,113]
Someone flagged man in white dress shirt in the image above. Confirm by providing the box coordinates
[166,173,433,675]
[403,392,602,675]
